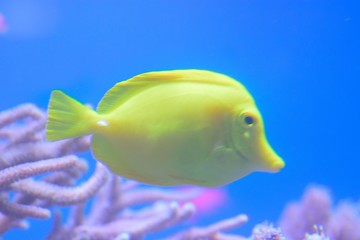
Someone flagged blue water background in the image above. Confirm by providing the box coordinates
[0,0,359,239]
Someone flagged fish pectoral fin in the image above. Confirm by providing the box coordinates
[210,145,237,163]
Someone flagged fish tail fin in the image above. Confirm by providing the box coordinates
[46,90,98,141]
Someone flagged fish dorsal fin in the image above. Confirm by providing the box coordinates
[97,69,241,114]
[130,69,241,87]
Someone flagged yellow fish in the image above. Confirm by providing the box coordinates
[46,69,284,186]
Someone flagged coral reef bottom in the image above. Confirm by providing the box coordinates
[0,104,359,239]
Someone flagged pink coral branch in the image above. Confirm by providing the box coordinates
[168,214,248,240]
[278,185,360,240]
[0,137,90,168]
[119,187,201,208]
[0,104,43,128]
[10,162,109,205]
[0,156,78,189]
[2,103,357,240]
[75,202,195,239]
[0,104,108,235]
[0,13,7,33]
[0,196,50,219]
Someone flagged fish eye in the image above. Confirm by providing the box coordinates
[244,115,254,125]
[242,113,256,127]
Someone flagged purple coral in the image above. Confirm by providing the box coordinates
[278,186,332,239]
[0,104,108,234]
[0,104,278,239]
[47,173,250,240]
[1,103,359,239]
[0,13,7,33]
[251,223,285,240]
[279,185,360,240]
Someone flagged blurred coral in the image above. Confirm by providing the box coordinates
[0,104,359,239]
[279,185,360,240]
[0,13,7,33]
[278,186,332,239]
[304,226,329,240]
[189,187,228,217]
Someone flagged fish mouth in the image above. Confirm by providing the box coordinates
[266,157,285,173]
[257,136,285,173]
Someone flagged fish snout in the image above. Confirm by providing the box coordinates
[267,157,285,173]
[257,138,285,173]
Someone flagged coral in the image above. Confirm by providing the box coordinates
[278,186,332,239]
[279,185,360,240]
[47,173,250,240]
[0,104,359,239]
[304,226,329,240]
[0,104,108,234]
[327,201,360,240]
[250,223,285,240]
[0,104,274,239]
[0,13,7,33]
